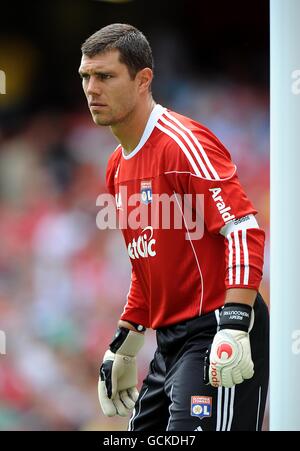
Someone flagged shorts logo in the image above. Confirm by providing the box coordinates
[191,396,212,419]
[141,180,152,205]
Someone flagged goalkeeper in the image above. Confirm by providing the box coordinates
[79,24,269,431]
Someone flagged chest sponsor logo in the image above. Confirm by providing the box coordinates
[191,396,212,419]
[140,180,152,205]
[128,226,156,260]
[209,187,235,224]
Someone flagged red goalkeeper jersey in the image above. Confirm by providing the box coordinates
[106,105,265,329]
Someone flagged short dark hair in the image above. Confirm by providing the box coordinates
[81,23,153,79]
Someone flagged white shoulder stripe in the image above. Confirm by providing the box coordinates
[157,122,222,181]
[156,122,202,177]
[164,111,220,180]
[160,115,212,179]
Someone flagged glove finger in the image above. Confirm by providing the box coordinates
[113,392,131,417]
[110,361,120,400]
[128,387,139,403]
[120,389,136,410]
[242,364,254,380]
[222,369,234,388]
[231,367,243,385]
[98,380,117,417]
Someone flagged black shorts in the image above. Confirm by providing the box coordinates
[128,293,269,431]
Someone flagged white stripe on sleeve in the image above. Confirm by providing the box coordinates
[242,229,250,284]
[227,233,234,285]
[234,230,241,284]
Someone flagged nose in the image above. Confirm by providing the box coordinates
[86,76,102,96]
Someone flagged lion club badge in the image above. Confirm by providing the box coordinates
[191,396,212,419]
[140,180,152,205]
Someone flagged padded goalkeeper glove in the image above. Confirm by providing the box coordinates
[208,303,254,388]
[98,325,145,417]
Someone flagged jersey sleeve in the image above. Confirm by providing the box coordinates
[120,269,150,328]
[106,148,119,197]
[184,126,265,291]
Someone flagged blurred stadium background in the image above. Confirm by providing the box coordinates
[0,0,269,431]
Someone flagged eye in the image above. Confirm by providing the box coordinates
[97,73,112,80]
[80,73,89,80]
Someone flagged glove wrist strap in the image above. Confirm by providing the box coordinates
[109,327,144,356]
[219,303,252,332]
[125,320,146,333]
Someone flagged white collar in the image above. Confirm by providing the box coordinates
[122,104,166,160]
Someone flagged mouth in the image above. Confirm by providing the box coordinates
[89,102,107,109]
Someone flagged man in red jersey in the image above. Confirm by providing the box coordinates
[79,23,269,431]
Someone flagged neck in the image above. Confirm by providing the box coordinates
[110,97,156,155]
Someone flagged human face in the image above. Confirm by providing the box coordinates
[79,50,140,126]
